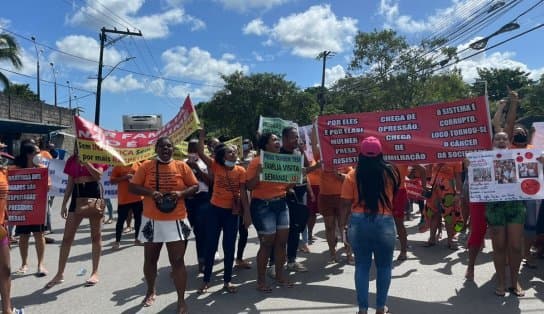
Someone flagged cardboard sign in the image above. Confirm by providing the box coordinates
[259,151,303,184]
[7,168,48,226]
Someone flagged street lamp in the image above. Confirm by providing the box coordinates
[66,80,72,109]
[316,51,335,114]
[49,62,57,107]
[469,22,520,50]
[30,36,41,101]
[94,56,135,125]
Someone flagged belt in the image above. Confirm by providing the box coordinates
[256,196,285,202]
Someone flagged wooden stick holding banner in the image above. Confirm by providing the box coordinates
[259,151,303,184]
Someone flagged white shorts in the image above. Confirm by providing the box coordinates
[138,216,192,243]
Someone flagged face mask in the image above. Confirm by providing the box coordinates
[156,156,173,163]
[187,153,197,159]
[243,144,250,151]
[32,154,43,166]
[224,160,236,167]
[0,157,8,168]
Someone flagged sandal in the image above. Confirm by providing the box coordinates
[256,283,272,293]
[396,254,407,261]
[197,284,210,294]
[276,279,294,288]
[423,241,436,247]
[508,286,525,297]
[85,278,99,287]
[234,259,251,269]
[142,294,156,307]
[223,284,238,293]
[15,266,28,275]
[44,278,64,289]
[377,305,390,314]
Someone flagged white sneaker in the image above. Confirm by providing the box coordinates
[267,265,276,279]
[287,262,308,272]
[13,308,25,314]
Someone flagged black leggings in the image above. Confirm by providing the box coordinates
[236,216,248,260]
[115,201,143,242]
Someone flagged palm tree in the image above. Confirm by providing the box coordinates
[0,33,22,89]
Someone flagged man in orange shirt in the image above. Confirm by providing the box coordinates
[110,162,144,249]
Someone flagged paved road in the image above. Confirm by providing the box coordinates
[8,199,544,313]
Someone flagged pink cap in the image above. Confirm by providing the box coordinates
[359,136,382,157]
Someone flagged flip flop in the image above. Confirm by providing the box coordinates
[197,284,209,295]
[423,241,436,247]
[222,284,238,294]
[44,279,64,289]
[35,271,48,278]
[15,266,28,275]
[142,294,156,307]
[494,287,506,297]
[85,279,99,287]
[275,279,294,288]
[508,287,525,297]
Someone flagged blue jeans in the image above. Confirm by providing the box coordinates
[203,205,239,283]
[348,213,396,311]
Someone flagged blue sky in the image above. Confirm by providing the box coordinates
[1,0,543,130]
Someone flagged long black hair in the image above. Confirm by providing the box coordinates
[257,132,275,151]
[15,143,39,168]
[213,143,229,166]
[355,153,399,214]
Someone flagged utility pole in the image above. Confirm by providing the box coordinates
[95,27,142,125]
[50,62,57,106]
[317,50,334,115]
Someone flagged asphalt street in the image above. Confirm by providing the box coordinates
[7,199,544,313]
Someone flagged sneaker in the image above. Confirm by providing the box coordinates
[286,262,308,272]
[13,308,24,314]
[267,265,276,279]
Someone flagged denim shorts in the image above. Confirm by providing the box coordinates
[250,198,289,235]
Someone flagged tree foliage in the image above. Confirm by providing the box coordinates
[0,33,23,88]
[3,83,38,101]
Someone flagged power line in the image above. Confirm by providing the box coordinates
[0,66,96,94]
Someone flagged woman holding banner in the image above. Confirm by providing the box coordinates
[342,136,399,314]
[246,132,292,292]
[46,144,108,288]
[196,130,250,294]
[129,136,198,312]
[13,142,49,277]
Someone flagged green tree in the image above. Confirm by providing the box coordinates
[3,83,38,101]
[197,72,318,141]
[0,33,23,88]
[470,67,533,101]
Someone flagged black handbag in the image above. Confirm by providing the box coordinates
[286,192,309,234]
[154,161,178,213]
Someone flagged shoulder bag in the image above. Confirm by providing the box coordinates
[75,183,105,218]
[422,164,444,199]
[154,161,178,213]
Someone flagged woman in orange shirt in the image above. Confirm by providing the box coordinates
[196,130,250,294]
[246,132,291,292]
[13,143,49,277]
[341,137,399,314]
[129,137,198,313]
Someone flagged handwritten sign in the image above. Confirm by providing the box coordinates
[7,168,48,226]
[467,149,544,202]
[259,151,303,184]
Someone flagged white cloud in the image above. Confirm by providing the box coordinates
[50,35,125,72]
[82,74,144,92]
[218,0,290,12]
[379,0,487,33]
[0,18,10,28]
[325,65,346,87]
[245,5,358,58]
[243,19,270,35]
[162,46,248,84]
[67,0,205,39]
[454,50,544,83]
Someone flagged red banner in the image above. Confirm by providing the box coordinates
[74,95,201,165]
[318,96,492,169]
[7,168,48,226]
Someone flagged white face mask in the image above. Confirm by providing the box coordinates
[156,156,173,163]
[32,154,43,167]
[224,160,236,167]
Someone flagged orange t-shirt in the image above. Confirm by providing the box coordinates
[0,169,7,225]
[319,166,352,195]
[306,161,322,187]
[132,160,198,220]
[39,150,53,160]
[210,162,246,209]
[111,163,143,205]
[341,169,395,215]
[246,156,288,200]
[396,164,408,187]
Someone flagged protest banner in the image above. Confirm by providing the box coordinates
[467,149,544,202]
[7,168,48,226]
[531,122,544,147]
[174,142,189,160]
[47,159,117,198]
[75,95,201,166]
[259,151,303,184]
[258,116,298,136]
[299,124,315,162]
[317,96,492,168]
